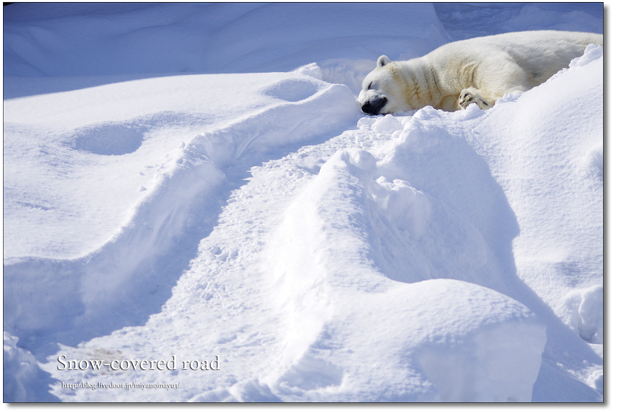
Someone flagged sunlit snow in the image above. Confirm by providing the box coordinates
[3,3,603,402]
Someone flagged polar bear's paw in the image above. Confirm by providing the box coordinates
[458,88,490,110]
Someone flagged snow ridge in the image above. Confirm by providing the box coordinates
[4,76,360,357]
[261,146,547,401]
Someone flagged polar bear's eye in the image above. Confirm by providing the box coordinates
[367,82,373,90]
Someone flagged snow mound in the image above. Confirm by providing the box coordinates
[408,281,546,403]
[3,332,58,402]
[570,43,604,68]
[259,147,546,401]
[4,333,38,402]
[471,46,603,322]
[562,285,603,344]
[191,80,358,167]
[364,111,511,289]
[584,144,604,179]
[292,63,323,80]
[372,177,433,242]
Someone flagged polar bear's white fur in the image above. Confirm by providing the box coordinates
[358,30,603,114]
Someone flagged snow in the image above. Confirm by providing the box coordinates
[3,332,58,402]
[3,3,448,95]
[2,2,605,404]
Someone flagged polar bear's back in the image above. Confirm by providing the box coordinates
[493,31,601,85]
[430,30,603,87]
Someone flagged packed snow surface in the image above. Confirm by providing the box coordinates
[3,3,603,402]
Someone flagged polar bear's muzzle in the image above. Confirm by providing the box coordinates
[361,95,388,115]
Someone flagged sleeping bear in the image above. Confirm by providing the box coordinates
[358,30,603,114]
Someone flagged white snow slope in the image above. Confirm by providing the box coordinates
[3,3,604,403]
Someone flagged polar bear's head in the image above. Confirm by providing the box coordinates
[357,56,414,115]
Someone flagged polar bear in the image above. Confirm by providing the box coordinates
[358,30,603,114]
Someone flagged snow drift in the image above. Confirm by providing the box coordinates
[3,2,603,403]
[261,147,547,401]
[3,3,448,94]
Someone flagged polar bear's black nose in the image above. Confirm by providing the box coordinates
[361,96,388,115]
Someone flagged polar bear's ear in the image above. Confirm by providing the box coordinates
[377,55,391,68]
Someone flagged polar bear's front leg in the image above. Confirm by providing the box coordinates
[458,87,491,110]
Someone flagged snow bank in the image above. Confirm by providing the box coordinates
[3,333,58,402]
[4,72,360,357]
[3,3,448,93]
[368,110,512,290]
[268,277,547,402]
[500,4,603,33]
[4,73,280,259]
[4,333,38,402]
[262,148,546,401]
[4,73,358,262]
[435,3,603,40]
[261,44,601,401]
[10,50,603,400]
[469,45,603,324]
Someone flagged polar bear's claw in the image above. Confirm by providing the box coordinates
[458,89,490,110]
